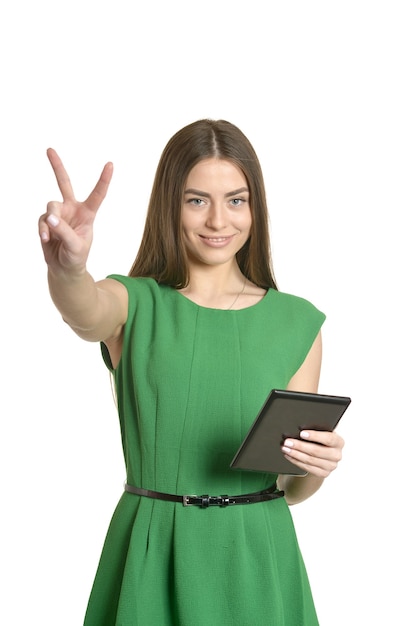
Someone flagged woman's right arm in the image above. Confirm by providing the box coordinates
[39,148,128,344]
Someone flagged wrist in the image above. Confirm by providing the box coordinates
[47,264,88,282]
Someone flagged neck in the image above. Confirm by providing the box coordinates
[179,263,247,309]
[185,262,244,295]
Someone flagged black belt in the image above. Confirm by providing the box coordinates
[124,483,284,508]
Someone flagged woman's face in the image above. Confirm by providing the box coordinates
[181,158,252,268]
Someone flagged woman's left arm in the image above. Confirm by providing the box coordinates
[277,332,345,505]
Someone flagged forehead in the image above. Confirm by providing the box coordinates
[185,158,247,189]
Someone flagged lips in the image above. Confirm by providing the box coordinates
[199,234,236,247]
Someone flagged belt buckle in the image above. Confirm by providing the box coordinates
[183,494,230,508]
[183,494,197,507]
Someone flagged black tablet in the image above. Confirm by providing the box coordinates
[230,389,351,476]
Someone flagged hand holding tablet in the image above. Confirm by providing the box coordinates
[230,389,351,476]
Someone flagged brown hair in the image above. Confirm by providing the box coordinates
[129,119,277,290]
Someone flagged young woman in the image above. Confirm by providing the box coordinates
[39,119,344,625]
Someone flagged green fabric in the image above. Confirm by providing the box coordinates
[84,277,325,625]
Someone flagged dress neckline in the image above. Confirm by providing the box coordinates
[170,286,272,312]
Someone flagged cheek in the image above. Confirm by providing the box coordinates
[240,210,252,232]
[180,213,195,232]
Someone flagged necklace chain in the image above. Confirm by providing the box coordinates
[227,277,247,310]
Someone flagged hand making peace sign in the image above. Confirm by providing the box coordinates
[39,149,113,274]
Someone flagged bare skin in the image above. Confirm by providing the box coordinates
[39,150,344,506]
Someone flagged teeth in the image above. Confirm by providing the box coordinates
[207,237,227,241]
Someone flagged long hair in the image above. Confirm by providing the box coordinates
[129,119,277,290]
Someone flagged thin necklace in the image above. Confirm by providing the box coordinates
[227,277,247,310]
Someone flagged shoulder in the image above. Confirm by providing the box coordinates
[104,275,160,298]
[105,274,151,288]
[267,288,326,321]
[102,276,171,321]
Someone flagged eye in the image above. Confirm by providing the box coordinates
[187,198,205,206]
[230,198,246,207]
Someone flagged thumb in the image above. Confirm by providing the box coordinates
[45,213,86,259]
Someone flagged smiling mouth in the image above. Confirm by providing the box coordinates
[200,234,235,241]
[198,235,235,247]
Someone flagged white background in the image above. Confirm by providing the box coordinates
[1,1,416,624]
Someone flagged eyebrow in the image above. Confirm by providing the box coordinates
[184,187,249,198]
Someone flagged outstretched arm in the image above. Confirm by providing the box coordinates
[278,332,345,505]
[39,149,127,343]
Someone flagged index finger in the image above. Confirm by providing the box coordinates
[47,148,75,201]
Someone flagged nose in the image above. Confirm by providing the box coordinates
[206,201,227,230]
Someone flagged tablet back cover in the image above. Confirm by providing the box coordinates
[230,389,351,475]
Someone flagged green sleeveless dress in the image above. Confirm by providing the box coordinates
[84,277,325,626]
